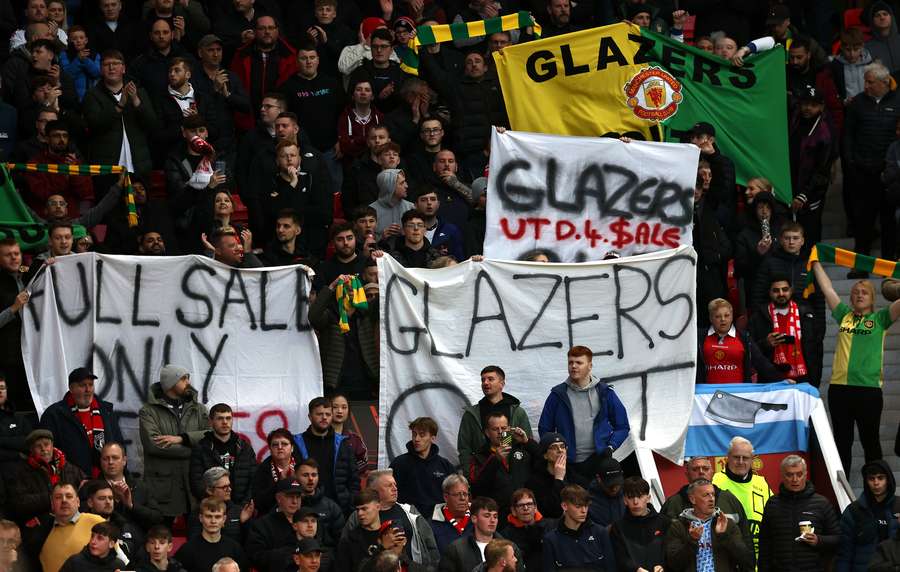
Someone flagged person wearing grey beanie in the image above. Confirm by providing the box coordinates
[139,364,209,519]
[370,169,414,240]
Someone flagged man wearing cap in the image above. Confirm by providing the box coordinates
[39,367,123,478]
[246,477,305,572]
[139,365,209,521]
[865,2,900,74]
[457,365,533,471]
[524,432,577,519]
[193,33,250,165]
[9,429,85,524]
[290,538,324,572]
[787,83,835,247]
[587,456,625,528]
[291,506,334,569]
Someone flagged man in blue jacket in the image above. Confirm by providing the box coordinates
[293,397,359,515]
[39,367,124,477]
[538,346,630,482]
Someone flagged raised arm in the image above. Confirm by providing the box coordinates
[811,261,841,311]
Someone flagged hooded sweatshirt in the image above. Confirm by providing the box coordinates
[371,168,414,236]
[566,375,603,462]
[865,1,900,72]
[835,48,874,100]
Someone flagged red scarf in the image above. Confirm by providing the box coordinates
[66,392,106,477]
[27,447,67,485]
[506,511,543,527]
[271,457,295,483]
[442,505,471,534]
[768,301,808,378]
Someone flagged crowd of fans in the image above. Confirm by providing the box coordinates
[0,0,899,569]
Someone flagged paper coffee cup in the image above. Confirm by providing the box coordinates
[798,521,814,535]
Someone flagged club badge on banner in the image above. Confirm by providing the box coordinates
[493,22,792,204]
[483,129,699,261]
[377,246,698,468]
[21,253,323,471]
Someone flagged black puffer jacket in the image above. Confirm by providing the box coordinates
[758,482,840,572]
[59,545,125,572]
[189,431,257,503]
[843,87,900,169]
[419,49,508,157]
[751,247,826,329]
[245,509,296,572]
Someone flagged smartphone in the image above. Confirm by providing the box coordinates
[781,334,795,344]
[501,430,512,447]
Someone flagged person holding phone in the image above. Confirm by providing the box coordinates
[469,413,539,520]
[749,275,823,385]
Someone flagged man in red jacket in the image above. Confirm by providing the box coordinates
[229,15,297,131]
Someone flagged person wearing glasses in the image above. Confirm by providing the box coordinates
[429,475,474,555]
[500,488,552,571]
[187,467,254,542]
[712,436,773,563]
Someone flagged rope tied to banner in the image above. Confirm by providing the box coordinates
[804,243,900,298]
[6,163,139,228]
[396,11,541,75]
[335,275,368,333]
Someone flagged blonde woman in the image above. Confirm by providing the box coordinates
[811,260,900,473]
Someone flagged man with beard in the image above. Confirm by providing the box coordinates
[313,223,365,292]
[154,57,212,157]
[82,480,144,563]
[263,209,312,266]
[749,276,822,385]
[137,230,167,255]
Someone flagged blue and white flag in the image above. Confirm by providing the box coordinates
[685,382,820,457]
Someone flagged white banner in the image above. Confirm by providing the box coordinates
[377,246,698,467]
[21,253,323,470]
[484,129,699,262]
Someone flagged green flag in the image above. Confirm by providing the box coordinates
[0,165,85,252]
[644,29,792,204]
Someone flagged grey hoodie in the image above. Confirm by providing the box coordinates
[566,374,602,462]
[836,48,874,100]
[371,168,414,237]
[865,1,900,72]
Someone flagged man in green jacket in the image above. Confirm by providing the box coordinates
[139,364,209,520]
[456,365,533,470]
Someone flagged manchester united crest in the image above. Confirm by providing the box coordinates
[624,67,683,122]
[714,349,726,361]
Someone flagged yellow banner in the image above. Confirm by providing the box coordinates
[493,22,663,141]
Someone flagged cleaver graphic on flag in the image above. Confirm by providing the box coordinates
[704,391,788,429]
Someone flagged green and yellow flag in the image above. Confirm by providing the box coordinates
[0,164,86,252]
[397,12,540,75]
[336,275,368,333]
[493,22,792,203]
[804,243,900,297]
